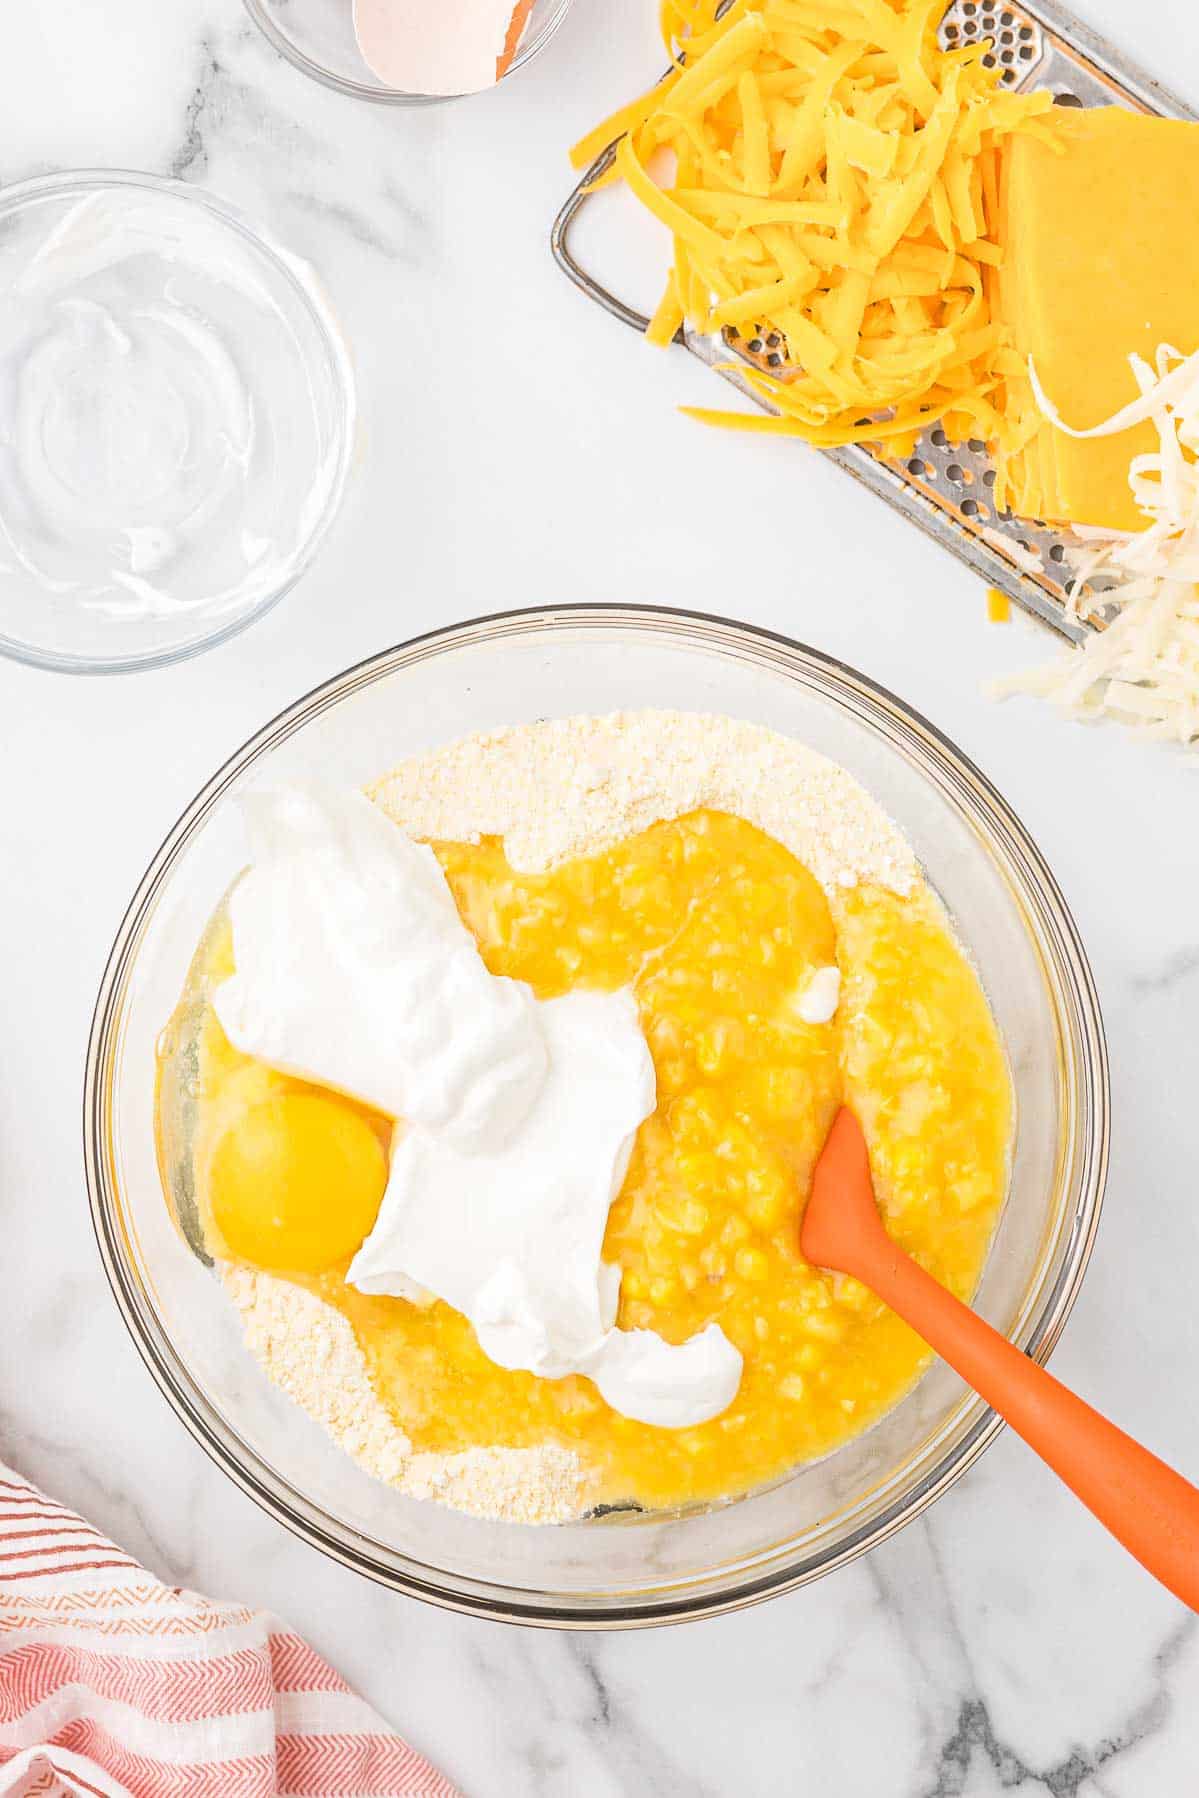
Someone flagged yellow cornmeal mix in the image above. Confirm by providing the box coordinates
[176,807,1009,1514]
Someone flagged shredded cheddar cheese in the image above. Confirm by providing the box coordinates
[571,0,1057,453]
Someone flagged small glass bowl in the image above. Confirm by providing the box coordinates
[244,0,575,102]
[85,606,1108,1627]
[0,171,355,676]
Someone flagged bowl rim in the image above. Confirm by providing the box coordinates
[241,0,576,104]
[84,602,1109,1627]
[0,168,357,677]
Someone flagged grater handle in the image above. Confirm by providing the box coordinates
[551,145,661,338]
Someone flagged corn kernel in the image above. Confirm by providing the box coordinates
[746,1187,785,1230]
[832,1274,871,1310]
[699,1243,726,1277]
[802,1313,846,1343]
[676,1197,710,1236]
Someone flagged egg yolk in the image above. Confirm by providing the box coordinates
[208,1092,388,1273]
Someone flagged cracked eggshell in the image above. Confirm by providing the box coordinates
[353,0,530,96]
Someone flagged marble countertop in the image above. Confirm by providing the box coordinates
[2,1,1197,1791]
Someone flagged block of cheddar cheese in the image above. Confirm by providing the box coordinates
[997,106,1199,531]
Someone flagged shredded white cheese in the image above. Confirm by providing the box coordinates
[997,345,1199,746]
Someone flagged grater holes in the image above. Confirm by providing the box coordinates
[902,420,1078,599]
[937,0,1042,70]
[1054,90,1084,106]
[1048,543,1066,563]
[725,321,793,374]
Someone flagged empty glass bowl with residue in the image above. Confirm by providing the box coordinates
[243,0,574,102]
[0,171,355,674]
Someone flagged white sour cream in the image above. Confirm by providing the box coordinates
[216,788,548,1150]
[796,965,841,1025]
[215,787,743,1430]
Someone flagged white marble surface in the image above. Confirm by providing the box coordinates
[2,1,1198,1792]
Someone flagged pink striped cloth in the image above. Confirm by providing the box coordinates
[0,1463,458,1797]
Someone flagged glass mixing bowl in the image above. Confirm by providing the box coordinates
[85,606,1108,1627]
[244,0,574,102]
[0,171,355,675]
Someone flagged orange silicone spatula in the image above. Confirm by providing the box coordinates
[803,1107,1199,1611]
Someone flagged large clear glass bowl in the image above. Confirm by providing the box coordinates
[85,606,1108,1627]
[243,0,574,102]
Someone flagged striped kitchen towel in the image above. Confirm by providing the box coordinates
[0,1462,458,1797]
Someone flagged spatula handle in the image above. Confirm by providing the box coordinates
[857,1237,1199,1611]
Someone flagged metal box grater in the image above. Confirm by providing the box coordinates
[552,0,1196,643]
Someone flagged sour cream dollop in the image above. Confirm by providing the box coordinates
[215,787,743,1430]
[216,788,547,1150]
[796,965,841,1025]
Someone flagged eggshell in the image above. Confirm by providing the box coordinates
[354,0,529,95]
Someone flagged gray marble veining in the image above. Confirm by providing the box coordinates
[1,0,1197,1792]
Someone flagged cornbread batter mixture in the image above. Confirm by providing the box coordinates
[158,713,1011,1522]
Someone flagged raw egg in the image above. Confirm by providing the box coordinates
[209,1091,388,1273]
